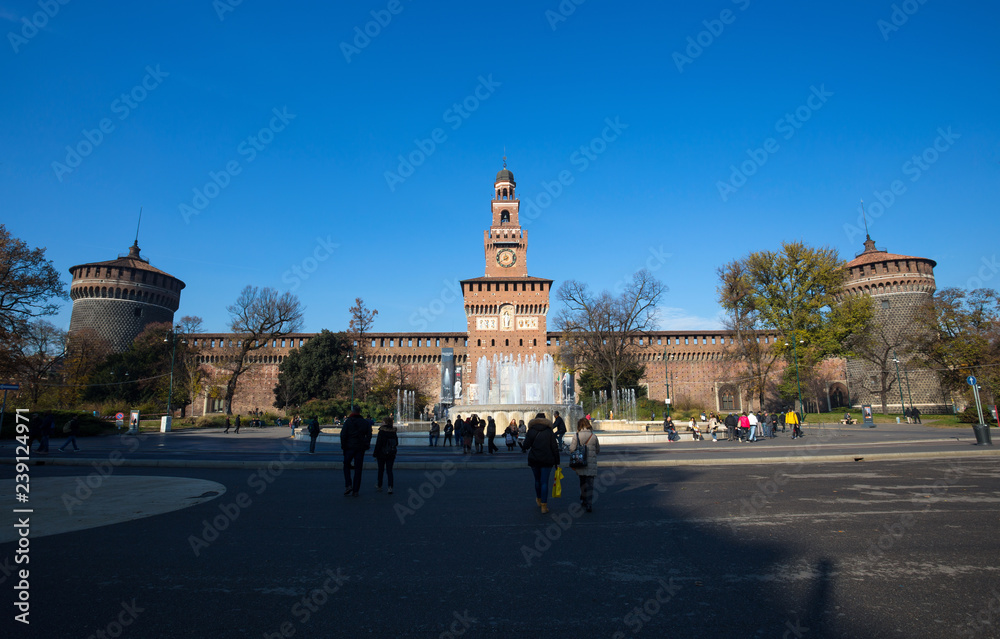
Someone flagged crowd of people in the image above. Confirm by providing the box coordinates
[662,408,805,442]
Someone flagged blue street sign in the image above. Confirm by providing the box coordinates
[0,383,19,390]
[967,376,977,386]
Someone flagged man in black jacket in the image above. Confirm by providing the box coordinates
[340,405,372,496]
[523,413,560,514]
[553,411,567,449]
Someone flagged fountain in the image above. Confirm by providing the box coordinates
[449,353,582,429]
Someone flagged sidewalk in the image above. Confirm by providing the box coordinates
[2,421,996,469]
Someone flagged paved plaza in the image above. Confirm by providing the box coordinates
[2,425,999,638]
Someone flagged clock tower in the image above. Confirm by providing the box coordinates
[460,162,553,403]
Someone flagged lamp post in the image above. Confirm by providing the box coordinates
[892,350,906,417]
[663,348,671,419]
[163,331,187,431]
[350,347,362,408]
[785,338,804,415]
[902,360,914,414]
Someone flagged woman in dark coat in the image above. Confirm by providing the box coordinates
[523,413,559,514]
[373,417,399,494]
[473,415,485,454]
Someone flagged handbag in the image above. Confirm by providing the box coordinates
[552,466,563,498]
[569,432,589,468]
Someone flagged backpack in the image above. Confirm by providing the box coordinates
[382,434,398,458]
[569,432,589,468]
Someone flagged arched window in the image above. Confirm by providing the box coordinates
[721,390,735,411]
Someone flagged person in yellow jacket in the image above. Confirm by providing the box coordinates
[786,408,802,439]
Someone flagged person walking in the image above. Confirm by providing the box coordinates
[429,420,440,447]
[738,412,750,442]
[787,408,802,439]
[553,411,567,449]
[725,413,737,441]
[224,416,231,434]
[486,416,498,454]
[340,405,373,496]
[39,412,54,453]
[58,415,81,452]
[473,415,485,454]
[454,415,468,454]
[912,407,922,424]
[747,411,759,442]
[518,419,527,452]
[569,417,600,512]
[523,413,559,514]
[443,419,454,447]
[234,414,241,434]
[308,416,321,454]
[708,414,719,442]
[374,417,399,494]
[504,425,515,451]
[769,412,779,437]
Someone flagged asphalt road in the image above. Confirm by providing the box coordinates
[3,458,999,638]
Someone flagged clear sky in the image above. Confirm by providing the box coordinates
[3,0,998,335]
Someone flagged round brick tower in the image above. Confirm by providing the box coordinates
[68,241,185,352]
[842,235,945,412]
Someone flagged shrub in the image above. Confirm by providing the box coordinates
[957,407,997,424]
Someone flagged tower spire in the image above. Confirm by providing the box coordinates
[128,207,144,259]
[859,199,877,253]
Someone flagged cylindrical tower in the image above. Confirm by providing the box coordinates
[68,241,186,352]
[842,235,945,412]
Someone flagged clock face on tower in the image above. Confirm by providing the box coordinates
[496,248,517,268]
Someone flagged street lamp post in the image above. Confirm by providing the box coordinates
[163,331,187,431]
[785,338,804,415]
[903,361,914,414]
[663,348,671,419]
[350,347,361,408]
[892,350,906,418]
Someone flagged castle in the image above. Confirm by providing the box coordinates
[66,167,946,417]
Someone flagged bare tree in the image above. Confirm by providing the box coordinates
[555,269,666,414]
[176,315,206,417]
[219,286,304,415]
[841,296,909,414]
[717,260,781,411]
[348,297,378,399]
[0,225,67,367]
[10,320,67,406]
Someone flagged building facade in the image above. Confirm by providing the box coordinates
[841,235,946,412]
[68,241,186,352]
[185,169,947,417]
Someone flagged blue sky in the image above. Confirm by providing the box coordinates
[3,0,998,334]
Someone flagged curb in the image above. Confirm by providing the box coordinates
[5,448,998,470]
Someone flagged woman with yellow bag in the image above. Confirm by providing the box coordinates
[568,417,600,512]
[524,413,560,514]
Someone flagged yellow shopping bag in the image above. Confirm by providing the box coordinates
[552,466,563,498]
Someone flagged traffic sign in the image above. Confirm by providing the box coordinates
[0,383,19,390]
[967,375,977,386]
[115,412,125,420]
